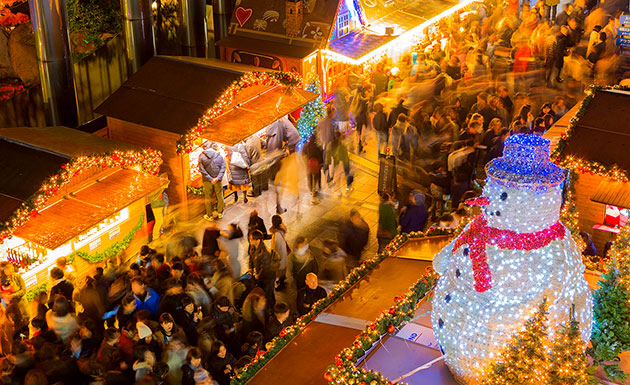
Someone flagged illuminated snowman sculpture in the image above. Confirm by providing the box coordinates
[432,135,592,384]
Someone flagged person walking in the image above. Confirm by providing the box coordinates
[373,103,389,156]
[245,134,264,197]
[352,87,370,153]
[305,134,324,202]
[339,209,370,269]
[550,25,571,86]
[269,215,289,292]
[0,261,29,320]
[199,141,226,221]
[248,230,276,309]
[287,236,318,291]
[317,104,337,180]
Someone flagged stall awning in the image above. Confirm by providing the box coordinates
[12,169,167,250]
[591,179,630,209]
[201,86,317,146]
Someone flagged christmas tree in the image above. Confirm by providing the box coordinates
[296,75,325,149]
[481,299,550,385]
[549,305,590,385]
[589,266,630,382]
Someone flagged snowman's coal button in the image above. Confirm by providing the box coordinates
[438,318,444,328]
[495,211,501,216]
[500,192,508,201]
[456,269,461,277]
[463,248,469,256]
[445,294,451,303]
[489,211,494,215]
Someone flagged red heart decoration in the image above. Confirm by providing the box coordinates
[235,7,253,27]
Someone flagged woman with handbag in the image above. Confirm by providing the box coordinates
[228,143,251,204]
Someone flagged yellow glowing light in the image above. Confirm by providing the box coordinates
[322,0,476,65]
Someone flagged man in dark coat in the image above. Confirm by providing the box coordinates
[248,210,269,239]
[48,267,74,308]
[552,26,571,84]
[199,141,226,221]
[399,190,429,233]
[388,99,409,128]
[296,273,327,316]
[339,209,370,268]
[264,302,294,342]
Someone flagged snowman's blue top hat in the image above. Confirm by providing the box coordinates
[485,134,565,186]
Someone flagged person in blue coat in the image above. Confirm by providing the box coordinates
[131,277,161,316]
[399,190,428,233]
[199,141,226,221]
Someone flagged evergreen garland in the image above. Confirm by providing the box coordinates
[296,76,326,149]
[69,213,145,264]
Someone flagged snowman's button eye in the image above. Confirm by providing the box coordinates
[438,318,444,328]
[495,211,501,216]
[445,294,451,303]
[456,269,461,277]
[500,192,508,201]
[463,248,469,256]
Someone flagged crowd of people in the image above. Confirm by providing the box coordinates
[0,0,628,383]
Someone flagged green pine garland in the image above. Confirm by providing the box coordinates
[230,227,454,385]
[297,76,326,148]
[186,185,205,196]
[25,282,48,302]
[69,213,145,264]
[325,271,438,384]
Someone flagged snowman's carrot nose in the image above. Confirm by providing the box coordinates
[465,196,490,206]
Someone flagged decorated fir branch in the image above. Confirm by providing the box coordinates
[176,71,303,155]
[68,213,145,264]
[325,270,438,385]
[0,149,162,244]
[481,300,592,385]
[230,227,454,385]
[549,305,590,385]
[589,266,630,382]
[186,184,205,196]
[296,76,326,148]
[551,84,630,183]
[481,299,551,385]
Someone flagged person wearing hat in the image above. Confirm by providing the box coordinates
[199,140,226,221]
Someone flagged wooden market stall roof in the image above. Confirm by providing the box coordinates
[204,85,317,146]
[13,169,166,249]
[96,56,318,145]
[0,126,167,249]
[328,0,457,59]
[560,89,630,170]
[591,179,630,209]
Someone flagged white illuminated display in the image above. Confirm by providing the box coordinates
[431,135,593,384]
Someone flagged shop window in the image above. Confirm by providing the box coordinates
[338,12,350,37]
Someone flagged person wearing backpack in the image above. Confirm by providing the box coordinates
[248,230,276,309]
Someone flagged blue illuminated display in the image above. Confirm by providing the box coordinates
[485,134,565,187]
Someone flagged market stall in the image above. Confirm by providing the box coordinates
[216,0,473,95]
[545,86,630,254]
[0,126,168,294]
[96,56,317,219]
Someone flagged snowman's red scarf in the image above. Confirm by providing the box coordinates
[453,215,566,292]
